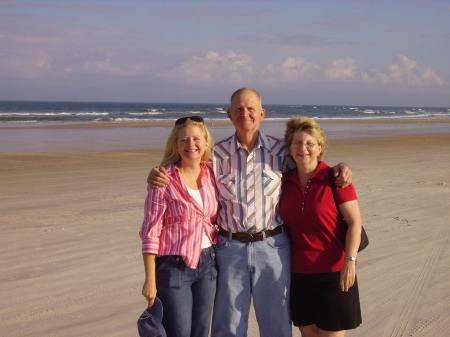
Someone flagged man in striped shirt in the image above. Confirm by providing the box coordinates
[148,88,352,337]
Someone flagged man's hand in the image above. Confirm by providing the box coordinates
[147,166,170,188]
[333,162,353,187]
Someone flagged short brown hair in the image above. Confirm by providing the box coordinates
[284,117,327,161]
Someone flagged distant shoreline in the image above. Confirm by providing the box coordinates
[1,118,449,130]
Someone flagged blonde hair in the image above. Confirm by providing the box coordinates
[160,118,213,167]
[284,117,328,161]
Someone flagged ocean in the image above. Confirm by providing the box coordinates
[1,101,449,125]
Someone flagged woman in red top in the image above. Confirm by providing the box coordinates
[279,117,362,337]
[140,116,219,337]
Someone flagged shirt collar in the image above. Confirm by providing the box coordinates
[165,163,178,176]
[165,162,209,176]
[313,161,330,181]
[284,161,329,183]
[229,131,271,155]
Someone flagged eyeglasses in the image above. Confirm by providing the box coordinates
[291,141,318,148]
[175,116,204,125]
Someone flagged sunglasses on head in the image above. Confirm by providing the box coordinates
[175,116,204,126]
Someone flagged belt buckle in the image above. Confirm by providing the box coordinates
[235,232,253,243]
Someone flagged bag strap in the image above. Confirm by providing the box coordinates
[328,168,343,217]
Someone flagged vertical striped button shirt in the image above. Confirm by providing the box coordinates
[213,132,292,233]
[139,162,219,269]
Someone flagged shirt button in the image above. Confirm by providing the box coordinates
[175,257,180,261]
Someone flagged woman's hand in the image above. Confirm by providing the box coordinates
[142,279,157,307]
[340,259,356,292]
[142,254,157,307]
[338,200,361,292]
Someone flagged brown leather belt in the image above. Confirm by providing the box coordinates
[218,225,284,243]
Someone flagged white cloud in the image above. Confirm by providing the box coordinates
[157,50,255,84]
[259,57,320,87]
[279,57,320,76]
[324,58,357,81]
[363,55,446,86]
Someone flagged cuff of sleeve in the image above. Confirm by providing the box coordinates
[142,238,160,255]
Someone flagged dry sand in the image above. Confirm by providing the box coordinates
[1,122,449,336]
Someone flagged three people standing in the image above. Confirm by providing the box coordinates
[141,88,360,337]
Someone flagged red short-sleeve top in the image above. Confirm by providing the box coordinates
[279,161,357,273]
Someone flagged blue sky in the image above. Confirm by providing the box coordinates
[1,0,449,106]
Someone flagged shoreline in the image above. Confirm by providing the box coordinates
[1,119,448,154]
[1,118,449,130]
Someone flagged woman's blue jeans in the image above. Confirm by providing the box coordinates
[156,246,217,337]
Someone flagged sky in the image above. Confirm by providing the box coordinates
[1,0,449,107]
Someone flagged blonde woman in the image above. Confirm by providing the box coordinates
[140,116,219,337]
[279,117,362,337]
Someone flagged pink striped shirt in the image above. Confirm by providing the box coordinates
[139,162,219,269]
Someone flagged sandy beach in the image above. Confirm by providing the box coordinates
[1,121,449,336]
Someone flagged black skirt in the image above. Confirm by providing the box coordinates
[290,271,362,331]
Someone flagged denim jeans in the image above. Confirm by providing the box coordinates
[211,231,292,337]
[156,246,217,337]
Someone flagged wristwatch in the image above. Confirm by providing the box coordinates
[344,256,357,261]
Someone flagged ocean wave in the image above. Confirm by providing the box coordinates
[0,112,72,116]
[99,118,161,122]
[5,120,38,123]
[76,112,109,116]
[127,112,163,115]
[360,109,398,115]
[0,112,109,116]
